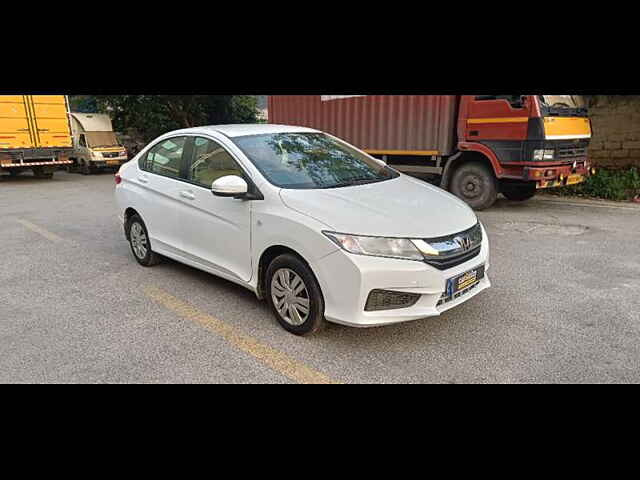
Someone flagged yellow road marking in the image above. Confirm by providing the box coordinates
[15,218,64,243]
[144,286,339,384]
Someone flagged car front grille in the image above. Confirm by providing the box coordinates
[424,246,481,270]
[418,223,483,271]
[102,152,121,159]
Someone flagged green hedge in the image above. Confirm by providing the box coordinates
[554,167,640,201]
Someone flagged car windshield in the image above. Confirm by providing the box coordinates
[231,132,398,189]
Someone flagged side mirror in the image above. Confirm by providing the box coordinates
[211,175,248,198]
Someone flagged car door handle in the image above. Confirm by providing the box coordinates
[138,176,148,184]
[180,191,195,200]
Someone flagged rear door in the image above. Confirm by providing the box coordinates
[135,136,190,255]
[28,95,73,148]
[0,96,34,149]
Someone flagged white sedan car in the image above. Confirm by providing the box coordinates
[115,124,490,335]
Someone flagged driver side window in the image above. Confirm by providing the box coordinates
[188,137,243,188]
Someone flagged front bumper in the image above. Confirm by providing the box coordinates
[523,162,595,189]
[91,157,128,168]
[313,226,490,327]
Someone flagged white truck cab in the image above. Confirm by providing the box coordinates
[70,113,127,174]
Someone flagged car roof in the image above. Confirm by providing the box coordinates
[169,124,321,138]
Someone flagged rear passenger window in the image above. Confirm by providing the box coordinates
[188,137,243,188]
[143,137,187,179]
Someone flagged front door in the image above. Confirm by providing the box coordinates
[177,136,253,283]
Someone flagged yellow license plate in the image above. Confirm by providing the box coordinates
[566,174,584,185]
[106,160,121,166]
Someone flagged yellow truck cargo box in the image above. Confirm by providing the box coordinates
[0,95,72,150]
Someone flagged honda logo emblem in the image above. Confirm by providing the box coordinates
[454,235,472,251]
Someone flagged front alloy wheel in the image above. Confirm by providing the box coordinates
[271,268,310,327]
[266,254,326,335]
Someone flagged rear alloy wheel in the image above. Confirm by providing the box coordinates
[266,254,325,335]
[450,161,497,210]
[502,183,537,201]
[127,214,160,267]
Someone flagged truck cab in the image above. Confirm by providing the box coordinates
[70,113,127,174]
[448,95,593,208]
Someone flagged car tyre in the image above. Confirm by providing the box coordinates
[450,161,497,210]
[126,214,161,267]
[266,253,326,336]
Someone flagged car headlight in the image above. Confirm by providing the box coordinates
[533,149,554,161]
[323,232,424,261]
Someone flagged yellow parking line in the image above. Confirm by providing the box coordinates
[15,218,64,243]
[144,286,339,384]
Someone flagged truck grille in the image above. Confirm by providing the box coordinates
[557,147,587,159]
[102,152,121,159]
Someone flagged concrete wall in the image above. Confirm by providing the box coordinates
[588,96,640,168]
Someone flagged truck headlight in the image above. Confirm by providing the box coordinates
[323,232,424,261]
[533,149,554,161]
[92,151,102,159]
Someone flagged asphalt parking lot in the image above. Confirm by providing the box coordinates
[1,170,639,383]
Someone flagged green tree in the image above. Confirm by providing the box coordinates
[70,95,258,143]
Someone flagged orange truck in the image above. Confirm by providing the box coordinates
[0,95,73,179]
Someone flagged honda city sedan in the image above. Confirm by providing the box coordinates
[115,124,490,335]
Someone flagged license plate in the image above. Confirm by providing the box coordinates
[446,264,485,297]
[106,160,121,166]
[566,174,584,185]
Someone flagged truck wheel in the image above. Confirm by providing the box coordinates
[450,162,497,210]
[81,160,93,175]
[32,167,54,179]
[502,183,536,201]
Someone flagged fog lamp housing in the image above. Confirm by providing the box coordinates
[364,289,420,312]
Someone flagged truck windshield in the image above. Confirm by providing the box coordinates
[540,95,586,109]
[539,95,587,117]
[86,131,121,148]
[232,132,398,189]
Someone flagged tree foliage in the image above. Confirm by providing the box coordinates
[69,95,258,143]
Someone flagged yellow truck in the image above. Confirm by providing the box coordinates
[0,95,73,179]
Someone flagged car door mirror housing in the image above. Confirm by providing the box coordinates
[211,175,249,198]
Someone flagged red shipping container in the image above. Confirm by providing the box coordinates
[268,95,458,156]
